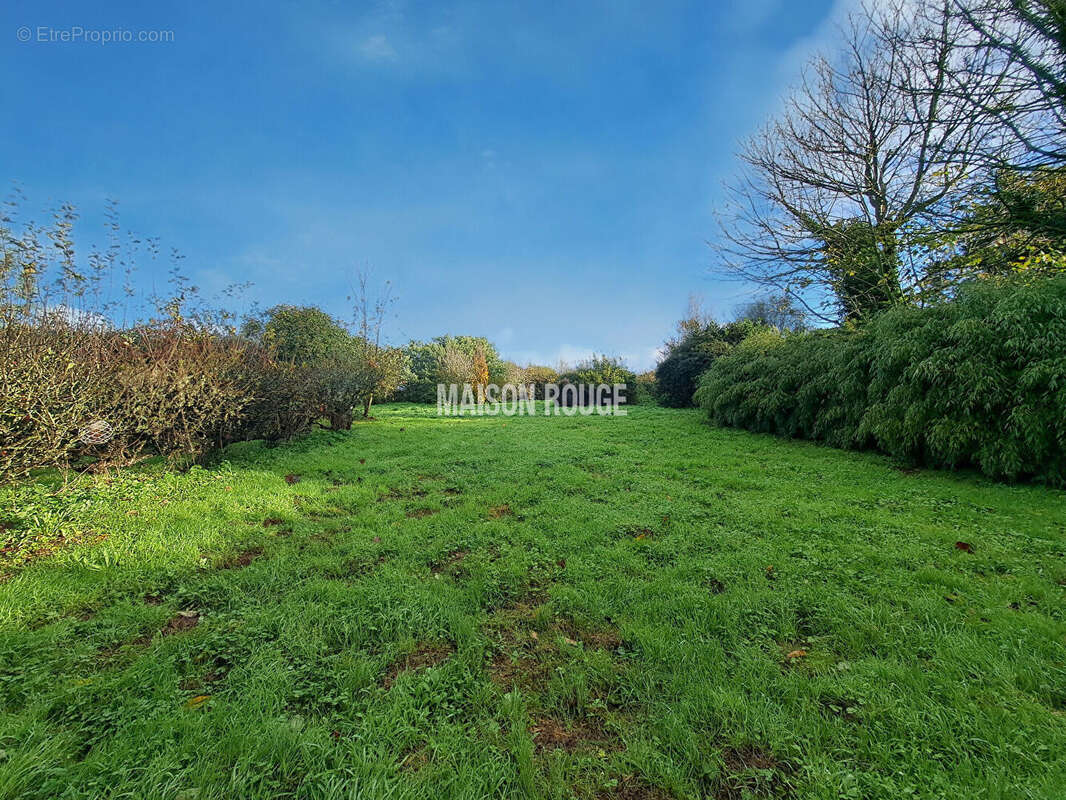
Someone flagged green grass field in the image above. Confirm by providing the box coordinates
[1,404,1064,799]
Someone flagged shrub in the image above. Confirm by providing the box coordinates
[97,324,257,463]
[518,365,560,399]
[398,336,505,402]
[859,276,1066,481]
[656,319,762,407]
[0,322,102,480]
[696,275,1066,485]
[232,354,319,443]
[0,318,266,479]
[695,328,869,449]
[557,355,636,406]
[632,370,659,405]
[255,305,351,365]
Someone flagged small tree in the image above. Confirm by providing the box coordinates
[656,302,763,407]
[256,305,350,365]
[472,345,490,403]
[349,273,408,418]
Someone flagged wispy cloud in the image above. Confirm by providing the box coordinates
[311,3,467,76]
[358,34,397,62]
[777,0,870,80]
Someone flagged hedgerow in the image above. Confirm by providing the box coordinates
[696,275,1066,485]
[0,197,405,482]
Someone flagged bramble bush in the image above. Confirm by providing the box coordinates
[696,274,1066,485]
[0,322,102,480]
[220,352,317,444]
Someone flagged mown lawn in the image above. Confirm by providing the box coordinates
[0,404,1064,799]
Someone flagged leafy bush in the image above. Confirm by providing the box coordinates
[253,305,351,365]
[632,370,659,405]
[696,275,1066,485]
[518,365,560,399]
[1,320,264,478]
[246,304,409,428]
[232,355,319,443]
[557,355,635,406]
[398,336,506,402]
[656,319,762,407]
[695,327,869,449]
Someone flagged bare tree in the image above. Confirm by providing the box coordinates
[734,293,808,331]
[348,272,408,418]
[950,0,1066,169]
[717,1,1001,321]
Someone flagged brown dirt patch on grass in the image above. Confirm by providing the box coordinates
[163,610,200,635]
[430,549,468,575]
[488,503,513,519]
[555,618,624,651]
[382,642,455,689]
[710,745,794,800]
[180,667,222,692]
[221,547,263,569]
[530,714,614,753]
[407,508,439,519]
[339,554,388,580]
[484,601,626,702]
[399,747,431,773]
[596,776,674,799]
[379,487,427,502]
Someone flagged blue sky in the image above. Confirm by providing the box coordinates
[3,0,848,370]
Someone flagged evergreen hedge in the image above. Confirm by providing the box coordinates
[695,276,1066,485]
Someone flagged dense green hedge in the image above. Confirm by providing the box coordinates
[695,276,1066,485]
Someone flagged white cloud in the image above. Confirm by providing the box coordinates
[777,0,884,80]
[311,4,468,77]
